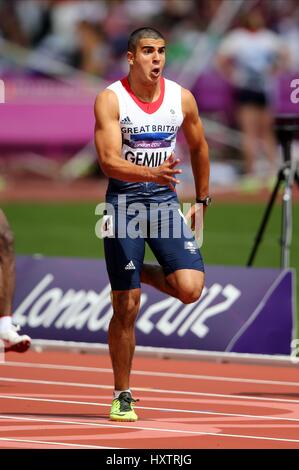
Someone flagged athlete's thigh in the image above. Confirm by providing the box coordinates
[146,201,204,276]
[103,200,145,291]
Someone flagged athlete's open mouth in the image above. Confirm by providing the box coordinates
[151,68,160,77]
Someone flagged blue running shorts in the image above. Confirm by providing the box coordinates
[103,196,204,291]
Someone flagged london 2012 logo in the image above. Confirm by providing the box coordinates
[0,79,4,104]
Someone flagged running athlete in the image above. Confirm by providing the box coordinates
[0,209,31,352]
[94,28,210,422]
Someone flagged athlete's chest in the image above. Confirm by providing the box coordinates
[119,105,182,137]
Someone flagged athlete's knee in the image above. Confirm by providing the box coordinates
[177,283,204,304]
[111,289,141,326]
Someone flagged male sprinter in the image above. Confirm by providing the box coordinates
[0,210,31,352]
[94,27,210,421]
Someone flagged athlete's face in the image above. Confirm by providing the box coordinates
[128,38,166,83]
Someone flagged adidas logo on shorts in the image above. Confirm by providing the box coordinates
[125,260,136,270]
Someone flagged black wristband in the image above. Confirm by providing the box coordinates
[196,196,212,206]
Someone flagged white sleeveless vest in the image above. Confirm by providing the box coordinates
[107,78,183,168]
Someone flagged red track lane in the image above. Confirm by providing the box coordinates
[0,350,299,449]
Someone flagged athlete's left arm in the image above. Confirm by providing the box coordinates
[181,88,210,201]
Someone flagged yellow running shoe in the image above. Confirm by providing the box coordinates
[110,391,139,422]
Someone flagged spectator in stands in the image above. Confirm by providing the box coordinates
[216,8,290,186]
[276,2,299,70]
[0,0,28,46]
[76,21,111,77]
[103,0,131,60]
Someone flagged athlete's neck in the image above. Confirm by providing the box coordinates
[127,73,161,103]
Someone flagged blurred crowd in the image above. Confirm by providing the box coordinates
[0,0,298,185]
[0,0,298,80]
[0,0,219,79]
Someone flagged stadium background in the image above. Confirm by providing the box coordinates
[0,0,298,336]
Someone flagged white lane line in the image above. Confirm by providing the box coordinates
[0,437,119,449]
[3,361,299,388]
[0,413,217,436]
[1,376,299,405]
[1,414,299,445]
[1,394,299,423]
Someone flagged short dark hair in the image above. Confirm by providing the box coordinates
[128,27,165,53]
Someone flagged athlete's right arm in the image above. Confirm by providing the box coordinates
[94,89,181,190]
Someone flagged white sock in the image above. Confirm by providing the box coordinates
[114,389,131,399]
[0,315,12,333]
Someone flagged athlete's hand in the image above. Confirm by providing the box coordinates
[150,153,182,191]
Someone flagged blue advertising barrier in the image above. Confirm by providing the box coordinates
[13,256,295,355]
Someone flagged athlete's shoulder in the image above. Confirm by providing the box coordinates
[96,79,122,102]
[164,77,182,90]
[106,79,123,93]
[180,87,199,118]
[94,86,119,121]
[181,87,197,106]
[164,79,193,99]
[96,79,120,100]
[96,80,122,105]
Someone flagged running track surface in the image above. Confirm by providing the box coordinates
[0,350,299,449]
